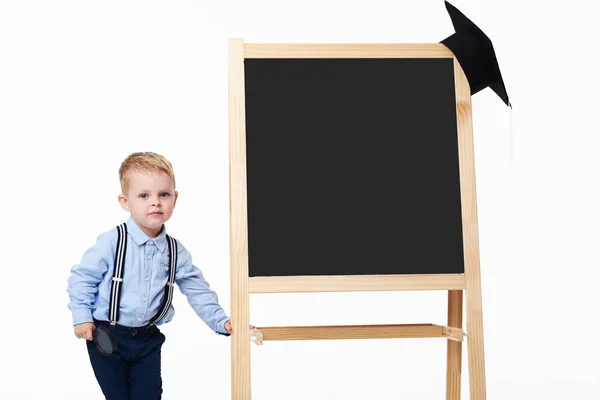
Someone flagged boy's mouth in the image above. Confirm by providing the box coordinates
[148,212,163,216]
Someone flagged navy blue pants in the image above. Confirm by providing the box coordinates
[87,319,166,400]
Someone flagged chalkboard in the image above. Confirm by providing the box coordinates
[244,58,464,277]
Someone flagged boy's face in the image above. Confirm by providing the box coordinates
[118,171,178,238]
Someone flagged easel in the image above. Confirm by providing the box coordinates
[228,39,487,399]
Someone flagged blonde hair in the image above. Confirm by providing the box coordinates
[118,152,176,193]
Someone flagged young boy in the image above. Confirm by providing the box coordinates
[67,152,239,399]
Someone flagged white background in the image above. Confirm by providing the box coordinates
[1,0,599,398]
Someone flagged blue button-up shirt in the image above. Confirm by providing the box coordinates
[67,218,230,335]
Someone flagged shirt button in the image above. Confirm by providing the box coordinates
[148,240,153,245]
[144,277,149,282]
[143,298,147,302]
[165,266,168,271]
[137,317,142,321]
[146,255,151,260]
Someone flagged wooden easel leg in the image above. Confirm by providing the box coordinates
[446,290,463,400]
[231,284,251,400]
[465,276,486,399]
[453,56,487,399]
[229,37,252,400]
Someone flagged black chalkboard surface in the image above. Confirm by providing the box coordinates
[244,58,464,277]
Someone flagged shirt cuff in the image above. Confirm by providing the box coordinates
[216,317,231,336]
[72,309,93,326]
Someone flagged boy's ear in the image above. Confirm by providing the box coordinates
[173,191,179,208]
[118,194,130,211]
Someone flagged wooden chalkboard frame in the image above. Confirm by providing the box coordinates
[229,39,486,400]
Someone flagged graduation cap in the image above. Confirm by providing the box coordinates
[441,1,511,107]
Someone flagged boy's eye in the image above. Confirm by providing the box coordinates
[160,192,170,197]
[139,194,148,199]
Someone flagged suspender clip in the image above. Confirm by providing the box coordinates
[112,277,123,282]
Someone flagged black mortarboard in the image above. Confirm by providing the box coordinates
[440,1,511,107]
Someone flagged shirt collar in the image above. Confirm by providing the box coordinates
[125,217,168,253]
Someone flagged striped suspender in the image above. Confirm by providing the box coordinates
[109,223,127,325]
[149,235,177,326]
[108,223,178,327]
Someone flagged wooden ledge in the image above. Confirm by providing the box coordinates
[252,324,466,342]
[249,274,466,293]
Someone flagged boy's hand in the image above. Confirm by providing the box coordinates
[74,322,96,341]
[224,319,255,334]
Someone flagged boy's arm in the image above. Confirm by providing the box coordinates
[175,246,230,336]
[67,231,113,326]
